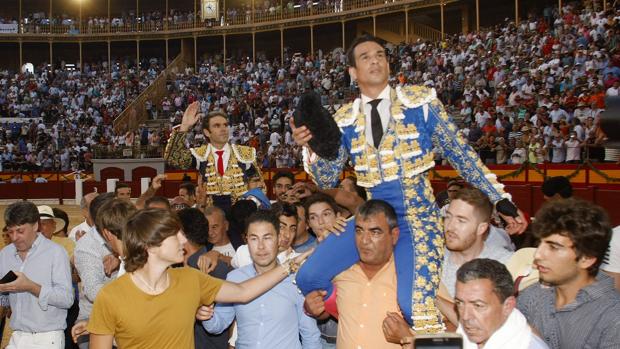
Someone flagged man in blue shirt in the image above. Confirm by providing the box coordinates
[203,210,321,349]
[0,201,73,349]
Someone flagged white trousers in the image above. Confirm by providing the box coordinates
[7,330,64,349]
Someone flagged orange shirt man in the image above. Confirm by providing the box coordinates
[304,200,414,349]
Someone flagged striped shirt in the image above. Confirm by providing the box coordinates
[517,273,620,349]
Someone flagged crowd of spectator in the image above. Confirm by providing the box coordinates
[1,1,620,174]
[0,56,163,172]
[402,3,619,165]
[0,2,620,349]
[5,0,346,35]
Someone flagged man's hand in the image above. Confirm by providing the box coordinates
[195,304,214,321]
[289,182,317,202]
[198,250,220,274]
[102,254,121,277]
[151,174,166,191]
[71,320,89,343]
[382,312,414,344]
[304,290,327,317]
[0,272,39,295]
[290,119,313,148]
[196,184,207,208]
[499,209,528,235]
[75,230,87,240]
[180,101,202,132]
[323,215,347,239]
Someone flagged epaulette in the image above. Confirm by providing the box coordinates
[232,144,256,164]
[396,85,437,109]
[190,145,210,162]
[333,99,359,128]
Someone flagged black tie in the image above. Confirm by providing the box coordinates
[369,99,383,148]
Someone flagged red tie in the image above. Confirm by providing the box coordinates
[215,150,224,176]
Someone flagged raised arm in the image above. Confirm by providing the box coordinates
[135,174,165,209]
[427,97,527,234]
[214,250,312,304]
[164,101,201,169]
[291,118,348,189]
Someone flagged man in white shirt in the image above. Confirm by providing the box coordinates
[164,108,264,211]
[602,226,620,291]
[606,81,620,96]
[454,259,548,349]
[549,102,570,123]
[565,132,582,163]
[68,192,99,241]
[550,135,566,163]
[205,206,236,263]
[1,201,74,349]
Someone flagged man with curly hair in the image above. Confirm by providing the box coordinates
[517,199,620,349]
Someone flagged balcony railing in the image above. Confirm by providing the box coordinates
[11,0,448,37]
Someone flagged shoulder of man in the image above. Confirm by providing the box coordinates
[397,85,438,108]
[232,144,256,164]
[74,230,99,253]
[190,144,210,161]
[225,264,254,283]
[516,282,547,309]
[334,100,356,128]
[39,235,68,257]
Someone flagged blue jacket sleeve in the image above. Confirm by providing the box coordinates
[303,141,349,189]
[427,98,510,203]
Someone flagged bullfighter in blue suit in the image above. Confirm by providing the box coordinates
[292,35,526,334]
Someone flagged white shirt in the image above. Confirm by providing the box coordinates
[565,138,581,161]
[68,220,91,242]
[269,132,281,146]
[361,84,391,148]
[231,244,300,269]
[208,143,231,174]
[601,226,620,273]
[213,242,236,257]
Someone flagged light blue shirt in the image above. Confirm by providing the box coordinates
[0,233,74,332]
[203,264,321,349]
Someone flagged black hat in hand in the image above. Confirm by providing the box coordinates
[294,91,342,160]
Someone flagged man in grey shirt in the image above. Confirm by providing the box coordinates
[0,201,73,348]
[441,187,513,299]
[517,199,620,349]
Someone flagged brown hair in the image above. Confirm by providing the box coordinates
[452,187,493,222]
[95,199,137,240]
[123,209,181,273]
[201,110,228,131]
[533,199,612,276]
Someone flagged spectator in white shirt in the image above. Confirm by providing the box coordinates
[549,102,570,123]
[565,132,582,163]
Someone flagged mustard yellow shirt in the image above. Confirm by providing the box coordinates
[334,256,401,349]
[51,236,75,259]
[88,267,223,349]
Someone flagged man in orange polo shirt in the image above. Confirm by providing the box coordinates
[304,200,413,349]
